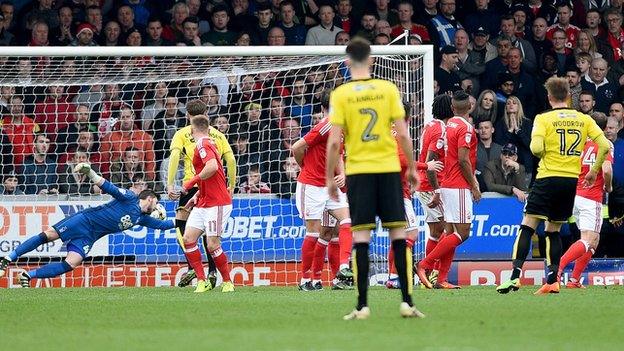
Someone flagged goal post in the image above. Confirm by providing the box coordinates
[0,45,434,288]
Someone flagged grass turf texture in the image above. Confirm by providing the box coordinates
[1,286,621,351]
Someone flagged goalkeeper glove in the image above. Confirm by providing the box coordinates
[150,203,167,220]
[74,162,103,183]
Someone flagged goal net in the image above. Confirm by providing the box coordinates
[0,45,433,288]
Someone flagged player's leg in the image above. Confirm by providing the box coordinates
[182,208,210,292]
[312,217,332,290]
[387,198,418,289]
[204,205,234,293]
[327,203,353,281]
[295,182,324,291]
[0,227,61,277]
[20,246,85,288]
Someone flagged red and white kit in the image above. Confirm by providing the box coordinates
[440,117,477,224]
[416,119,446,222]
[397,137,418,232]
[187,137,233,236]
[295,118,348,220]
[573,140,614,232]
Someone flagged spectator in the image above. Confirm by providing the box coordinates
[353,10,377,42]
[334,0,354,34]
[234,31,252,46]
[233,134,258,185]
[0,173,23,195]
[199,84,224,119]
[278,0,306,45]
[605,116,620,142]
[493,96,533,177]
[602,8,624,62]
[100,105,156,180]
[253,2,274,45]
[575,52,592,76]
[125,27,143,46]
[567,66,582,110]
[230,0,254,33]
[575,29,602,59]
[267,117,301,190]
[141,82,168,130]
[435,45,461,95]
[581,58,618,114]
[0,95,38,166]
[145,17,172,46]
[241,102,270,153]
[517,1,556,25]
[545,3,580,49]
[550,28,575,75]
[268,97,288,128]
[59,130,101,169]
[238,166,271,194]
[186,0,210,34]
[162,2,188,43]
[0,128,13,176]
[335,30,350,45]
[609,102,624,127]
[0,1,15,33]
[494,73,515,105]
[482,36,512,91]
[211,116,229,135]
[123,0,151,27]
[29,21,49,46]
[468,26,497,63]
[85,5,103,41]
[23,0,59,31]
[21,134,58,195]
[527,17,553,70]
[152,96,185,163]
[201,6,237,45]
[181,16,201,46]
[391,1,430,42]
[483,143,528,201]
[505,47,537,119]
[287,77,313,133]
[52,6,74,46]
[429,0,463,47]
[585,9,604,39]
[512,6,529,39]
[70,23,98,46]
[476,119,502,188]
[374,20,392,37]
[34,85,75,142]
[275,156,299,199]
[102,21,121,46]
[305,5,341,45]
[228,74,257,125]
[578,90,596,115]
[90,83,125,138]
[371,0,398,26]
[0,13,14,45]
[473,89,498,125]
[56,104,97,156]
[117,5,143,40]
[464,0,499,37]
[373,32,390,45]
[455,29,485,94]
[59,148,100,196]
[109,146,147,189]
[267,27,286,46]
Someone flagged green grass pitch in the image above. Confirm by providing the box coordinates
[1,286,622,351]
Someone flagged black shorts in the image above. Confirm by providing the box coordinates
[177,187,199,211]
[524,177,577,223]
[346,172,406,231]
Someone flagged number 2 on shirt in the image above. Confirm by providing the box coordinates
[359,108,379,142]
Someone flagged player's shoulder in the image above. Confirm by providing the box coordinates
[208,125,227,141]
[172,125,192,139]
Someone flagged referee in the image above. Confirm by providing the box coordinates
[326,38,424,319]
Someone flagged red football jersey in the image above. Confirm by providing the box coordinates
[576,140,614,203]
[417,119,446,192]
[192,137,232,207]
[441,117,477,189]
[546,24,580,49]
[298,118,332,187]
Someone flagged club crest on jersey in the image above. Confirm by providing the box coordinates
[465,133,472,143]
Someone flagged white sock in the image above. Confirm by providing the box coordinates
[300,278,311,284]
[339,263,349,271]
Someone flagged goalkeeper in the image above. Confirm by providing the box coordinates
[0,163,175,287]
[167,99,237,288]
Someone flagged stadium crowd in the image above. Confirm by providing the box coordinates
[0,0,624,255]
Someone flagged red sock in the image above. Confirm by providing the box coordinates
[572,249,594,281]
[560,240,589,273]
[184,242,206,281]
[301,234,318,279]
[210,247,231,282]
[425,237,439,256]
[406,238,415,249]
[437,246,457,283]
[312,239,328,280]
[338,220,352,266]
[328,239,340,276]
[388,243,396,275]
[421,233,462,269]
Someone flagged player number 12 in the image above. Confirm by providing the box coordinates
[556,128,582,156]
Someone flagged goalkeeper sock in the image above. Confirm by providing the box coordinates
[175,220,194,271]
[328,238,340,277]
[545,231,562,284]
[300,233,318,282]
[29,261,72,279]
[338,219,352,268]
[312,239,328,281]
[210,247,231,283]
[392,239,413,306]
[572,249,594,281]
[353,242,369,310]
[9,233,48,261]
[202,235,217,274]
[183,242,205,281]
[511,225,534,280]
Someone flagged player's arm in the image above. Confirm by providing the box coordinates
[183,146,218,191]
[529,115,546,158]
[167,132,184,199]
[426,150,441,190]
[458,147,481,201]
[326,125,342,199]
[394,118,418,188]
[585,118,611,185]
[290,138,308,167]
[138,215,176,231]
[223,150,237,192]
[74,163,134,201]
[603,160,613,193]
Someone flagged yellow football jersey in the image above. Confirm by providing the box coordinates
[169,125,233,182]
[329,78,405,175]
[532,108,604,179]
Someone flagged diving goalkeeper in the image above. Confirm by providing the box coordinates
[0,163,175,287]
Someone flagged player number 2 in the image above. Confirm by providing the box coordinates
[359,108,379,142]
[556,128,582,156]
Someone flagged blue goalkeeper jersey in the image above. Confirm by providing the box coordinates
[66,180,174,240]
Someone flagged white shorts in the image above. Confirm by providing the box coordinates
[573,195,603,233]
[295,182,348,220]
[416,191,444,223]
[440,188,473,224]
[321,210,338,227]
[404,198,418,232]
[186,205,233,236]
